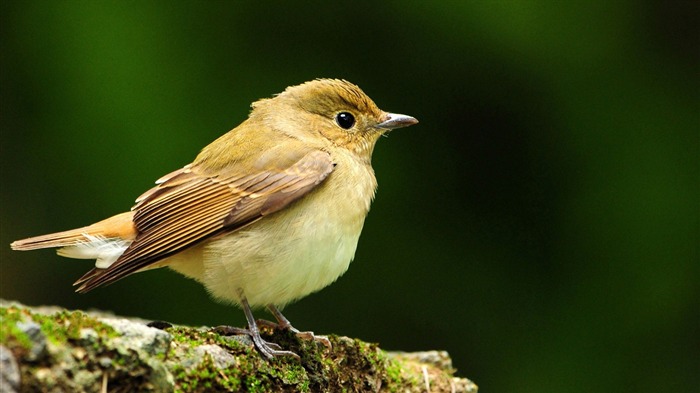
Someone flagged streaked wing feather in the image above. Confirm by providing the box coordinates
[75,149,334,292]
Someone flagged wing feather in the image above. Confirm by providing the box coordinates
[75,147,334,292]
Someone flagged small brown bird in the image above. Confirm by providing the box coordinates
[11,79,417,358]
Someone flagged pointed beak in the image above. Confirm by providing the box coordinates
[375,113,418,130]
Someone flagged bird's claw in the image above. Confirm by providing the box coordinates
[212,325,299,359]
[255,318,332,350]
[295,330,332,350]
[212,325,248,336]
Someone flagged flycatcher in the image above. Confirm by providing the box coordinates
[11,79,418,358]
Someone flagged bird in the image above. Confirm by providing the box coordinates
[10,78,418,358]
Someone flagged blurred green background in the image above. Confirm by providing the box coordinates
[1,1,697,392]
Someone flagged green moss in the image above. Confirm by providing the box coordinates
[1,305,169,392]
[2,304,475,392]
[28,309,117,346]
[172,352,243,393]
[0,306,33,350]
[168,326,246,353]
[169,325,322,392]
[1,306,116,357]
[385,357,406,387]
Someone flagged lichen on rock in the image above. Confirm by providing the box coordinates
[0,300,477,392]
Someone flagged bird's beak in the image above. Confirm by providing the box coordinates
[375,113,418,130]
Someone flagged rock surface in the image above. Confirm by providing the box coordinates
[0,300,477,392]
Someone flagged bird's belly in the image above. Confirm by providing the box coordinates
[195,199,366,308]
[165,153,376,308]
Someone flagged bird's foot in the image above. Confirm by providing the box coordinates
[212,325,300,360]
[256,318,332,350]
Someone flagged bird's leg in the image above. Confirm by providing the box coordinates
[213,290,299,360]
[257,305,331,350]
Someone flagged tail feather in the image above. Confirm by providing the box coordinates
[11,226,96,250]
[10,212,137,251]
[12,212,139,293]
[73,267,104,289]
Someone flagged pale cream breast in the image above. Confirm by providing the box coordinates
[167,150,377,308]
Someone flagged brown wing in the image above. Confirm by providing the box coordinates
[74,148,334,292]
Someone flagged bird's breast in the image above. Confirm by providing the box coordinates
[188,154,377,307]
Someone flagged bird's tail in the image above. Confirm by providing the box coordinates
[11,212,137,269]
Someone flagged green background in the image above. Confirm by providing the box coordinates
[1,1,697,391]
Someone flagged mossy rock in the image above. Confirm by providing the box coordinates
[0,300,477,392]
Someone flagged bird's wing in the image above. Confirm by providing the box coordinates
[74,145,334,292]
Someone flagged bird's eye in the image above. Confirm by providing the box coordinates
[335,112,355,129]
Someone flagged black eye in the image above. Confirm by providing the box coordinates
[335,112,355,129]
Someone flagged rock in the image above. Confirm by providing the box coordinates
[187,344,237,370]
[388,351,479,393]
[0,299,477,392]
[15,321,46,361]
[100,317,172,357]
[0,345,21,393]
